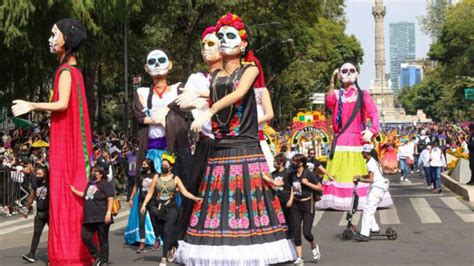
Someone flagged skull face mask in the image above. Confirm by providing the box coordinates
[217,26,242,56]
[145,50,170,77]
[201,32,221,62]
[48,25,62,54]
[338,63,359,84]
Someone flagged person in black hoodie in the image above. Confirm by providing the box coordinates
[71,166,115,266]
[290,154,323,265]
[21,165,49,263]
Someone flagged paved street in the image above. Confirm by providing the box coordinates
[1,172,473,266]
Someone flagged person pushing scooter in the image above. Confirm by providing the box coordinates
[353,144,389,242]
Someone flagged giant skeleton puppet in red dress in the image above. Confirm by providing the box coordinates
[12,19,94,265]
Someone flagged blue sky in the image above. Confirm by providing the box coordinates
[344,0,431,88]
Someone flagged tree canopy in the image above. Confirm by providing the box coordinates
[399,0,473,122]
[0,0,363,131]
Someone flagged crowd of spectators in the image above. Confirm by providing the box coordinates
[1,121,472,216]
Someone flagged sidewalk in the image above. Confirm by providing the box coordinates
[442,171,474,202]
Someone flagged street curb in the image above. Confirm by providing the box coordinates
[441,172,474,202]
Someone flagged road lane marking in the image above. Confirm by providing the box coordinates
[110,219,129,231]
[0,215,33,229]
[410,198,441,223]
[2,209,131,235]
[313,211,325,226]
[114,209,131,219]
[440,197,474,223]
[0,221,34,235]
[391,193,446,198]
[379,206,401,224]
[339,211,360,226]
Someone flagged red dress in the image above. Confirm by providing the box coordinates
[48,64,93,265]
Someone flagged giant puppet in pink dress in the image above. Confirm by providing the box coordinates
[316,63,393,210]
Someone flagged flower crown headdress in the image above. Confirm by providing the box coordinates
[215,13,266,90]
[161,153,176,165]
[216,13,248,40]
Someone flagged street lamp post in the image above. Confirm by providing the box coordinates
[382,74,385,129]
[123,19,129,138]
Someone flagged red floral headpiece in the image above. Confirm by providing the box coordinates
[216,13,248,40]
[216,13,266,89]
[201,26,217,41]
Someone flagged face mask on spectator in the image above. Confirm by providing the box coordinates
[161,166,170,174]
[140,167,149,174]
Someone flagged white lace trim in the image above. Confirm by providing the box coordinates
[175,238,296,266]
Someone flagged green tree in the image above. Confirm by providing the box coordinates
[0,0,364,131]
[414,0,474,121]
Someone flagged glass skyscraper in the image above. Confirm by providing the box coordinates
[389,22,415,91]
[400,63,422,89]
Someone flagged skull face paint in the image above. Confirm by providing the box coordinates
[338,63,359,84]
[201,32,221,62]
[145,50,170,77]
[217,26,242,56]
[48,25,62,54]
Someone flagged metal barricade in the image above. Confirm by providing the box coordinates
[0,168,29,215]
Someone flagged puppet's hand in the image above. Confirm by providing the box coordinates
[179,97,209,110]
[191,109,213,133]
[361,129,374,143]
[175,89,200,106]
[12,100,33,117]
[151,107,169,127]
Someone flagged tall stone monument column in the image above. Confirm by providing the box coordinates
[373,0,386,83]
[369,0,432,124]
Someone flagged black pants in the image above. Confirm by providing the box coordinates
[152,204,178,258]
[138,198,159,240]
[280,201,296,240]
[293,199,315,247]
[81,222,110,262]
[126,175,136,201]
[469,155,474,184]
[29,213,49,255]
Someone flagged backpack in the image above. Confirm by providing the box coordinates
[417,137,428,153]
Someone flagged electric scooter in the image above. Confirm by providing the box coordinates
[341,180,360,240]
[341,180,397,241]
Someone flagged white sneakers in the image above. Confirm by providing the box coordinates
[400,176,405,182]
[294,245,321,264]
[294,257,304,264]
[312,245,321,262]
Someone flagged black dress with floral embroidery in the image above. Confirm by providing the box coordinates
[176,65,296,265]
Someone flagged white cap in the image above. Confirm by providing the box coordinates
[362,144,374,153]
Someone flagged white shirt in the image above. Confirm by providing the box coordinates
[137,84,179,138]
[366,157,389,190]
[418,148,431,168]
[429,147,446,167]
[398,144,414,160]
[461,141,469,154]
[184,73,213,138]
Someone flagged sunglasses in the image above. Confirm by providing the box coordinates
[341,68,356,74]
[147,57,167,66]
[309,153,315,155]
